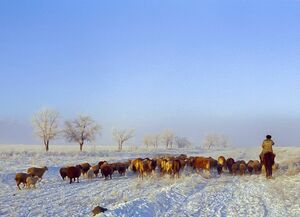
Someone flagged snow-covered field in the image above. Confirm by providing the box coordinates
[0,145,300,217]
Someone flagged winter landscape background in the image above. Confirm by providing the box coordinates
[1,0,300,216]
[0,145,300,217]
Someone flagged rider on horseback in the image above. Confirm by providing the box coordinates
[259,135,275,163]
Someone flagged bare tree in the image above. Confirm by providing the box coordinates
[161,129,174,149]
[175,136,192,148]
[64,115,101,151]
[32,108,60,151]
[153,134,160,149]
[112,128,135,151]
[202,134,230,149]
[203,134,216,149]
[143,134,160,149]
[143,135,152,148]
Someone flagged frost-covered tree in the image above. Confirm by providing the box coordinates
[202,134,230,149]
[143,135,152,148]
[203,134,216,149]
[32,108,60,151]
[112,128,135,151]
[161,129,174,149]
[153,134,160,148]
[143,134,160,149]
[175,136,192,148]
[64,115,101,151]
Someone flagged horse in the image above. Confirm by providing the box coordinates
[262,152,276,179]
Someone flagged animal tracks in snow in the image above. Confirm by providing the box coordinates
[0,146,300,217]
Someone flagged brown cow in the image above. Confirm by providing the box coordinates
[142,159,151,175]
[158,158,168,176]
[59,167,68,180]
[15,173,31,190]
[218,156,226,168]
[247,160,254,175]
[110,162,122,172]
[159,158,181,178]
[131,158,146,179]
[100,164,113,180]
[147,159,157,173]
[80,163,91,176]
[143,158,158,176]
[187,156,195,168]
[117,166,127,176]
[171,159,181,178]
[226,158,235,174]
[234,160,246,175]
[162,159,172,175]
[253,160,262,174]
[208,157,218,169]
[110,162,128,176]
[217,164,223,175]
[27,166,48,180]
[239,163,247,175]
[98,161,107,168]
[232,163,239,175]
[92,165,100,177]
[177,157,188,169]
[155,158,166,172]
[130,158,143,173]
[193,157,210,174]
[217,156,226,175]
[67,165,82,184]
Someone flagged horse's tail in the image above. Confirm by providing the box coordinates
[263,152,275,178]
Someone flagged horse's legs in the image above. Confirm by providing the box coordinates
[265,163,272,178]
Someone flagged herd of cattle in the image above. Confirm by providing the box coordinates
[15,154,275,190]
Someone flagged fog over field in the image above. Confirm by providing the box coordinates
[1,116,300,148]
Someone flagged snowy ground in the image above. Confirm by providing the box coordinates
[0,145,299,217]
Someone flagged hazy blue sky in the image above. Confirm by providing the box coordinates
[0,0,300,147]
